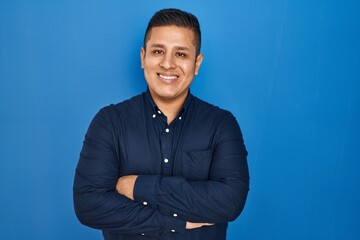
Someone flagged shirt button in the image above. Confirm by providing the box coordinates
[152,114,156,118]
[179,116,182,120]
[173,213,178,217]
[158,110,162,114]
[143,201,148,206]
[171,230,176,233]
[164,158,169,163]
[141,233,145,236]
[165,128,170,133]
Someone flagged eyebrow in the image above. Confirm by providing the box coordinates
[149,44,191,51]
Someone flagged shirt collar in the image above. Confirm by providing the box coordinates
[145,88,193,116]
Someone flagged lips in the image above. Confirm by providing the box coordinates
[157,73,179,83]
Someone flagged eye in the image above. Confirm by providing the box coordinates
[176,52,187,57]
[153,49,164,55]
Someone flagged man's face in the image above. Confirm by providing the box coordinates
[141,25,203,104]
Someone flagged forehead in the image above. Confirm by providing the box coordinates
[146,26,196,50]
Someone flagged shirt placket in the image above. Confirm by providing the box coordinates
[153,108,184,239]
[160,122,173,176]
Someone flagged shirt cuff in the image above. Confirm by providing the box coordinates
[134,175,159,208]
[157,213,186,234]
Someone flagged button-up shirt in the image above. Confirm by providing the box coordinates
[73,90,249,240]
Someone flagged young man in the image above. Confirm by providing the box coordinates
[73,8,249,240]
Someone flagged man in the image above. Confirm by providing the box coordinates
[73,8,249,240]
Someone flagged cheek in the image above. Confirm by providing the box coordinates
[184,65,195,77]
[144,56,157,66]
[182,63,196,76]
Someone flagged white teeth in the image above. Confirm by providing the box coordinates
[159,74,178,80]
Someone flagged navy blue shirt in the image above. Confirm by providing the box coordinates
[73,90,249,240]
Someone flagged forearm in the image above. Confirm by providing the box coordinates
[133,174,249,223]
[115,175,215,228]
[73,170,186,234]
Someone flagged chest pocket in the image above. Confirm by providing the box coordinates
[176,149,213,180]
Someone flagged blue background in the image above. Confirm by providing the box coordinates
[1,1,359,239]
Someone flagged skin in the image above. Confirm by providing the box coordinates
[117,25,212,230]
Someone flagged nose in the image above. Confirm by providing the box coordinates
[160,53,176,69]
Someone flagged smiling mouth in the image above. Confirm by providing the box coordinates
[157,73,179,82]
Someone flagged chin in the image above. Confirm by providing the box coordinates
[158,93,177,100]
[155,88,177,97]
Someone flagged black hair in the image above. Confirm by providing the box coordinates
[144,8,201,55]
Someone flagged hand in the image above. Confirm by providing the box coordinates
[116,175,138,200]
[186,222,214,229]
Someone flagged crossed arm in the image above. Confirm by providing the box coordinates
[116,175,213,229]
[73,109,249,234]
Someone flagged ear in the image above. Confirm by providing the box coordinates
[140,47,146,69]
[194,53,204,75]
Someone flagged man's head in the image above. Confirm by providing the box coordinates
[140,9,203,106]
[144,8,201,56]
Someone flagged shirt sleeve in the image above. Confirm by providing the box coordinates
[133,112,249,223]
[73,108,186,234]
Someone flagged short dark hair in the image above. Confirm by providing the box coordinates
[144,8,201,55]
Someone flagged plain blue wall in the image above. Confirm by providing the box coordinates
[1,1,359,239]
